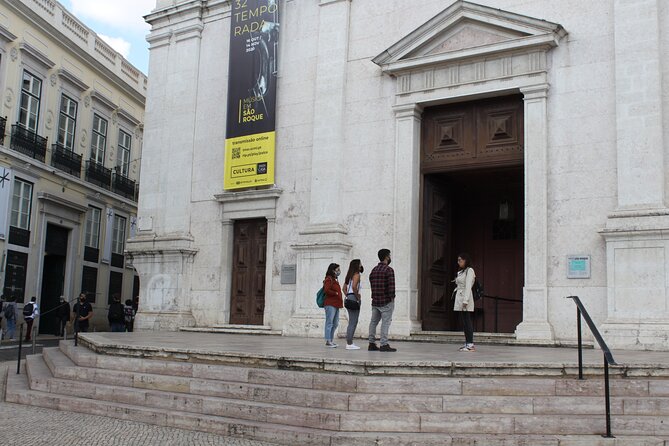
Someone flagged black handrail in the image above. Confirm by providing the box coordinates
[566,295,617,438]
[478,294,522,332]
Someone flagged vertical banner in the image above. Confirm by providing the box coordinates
[0,167,13,240]
[224,0,280,190]
[102,207,114,264]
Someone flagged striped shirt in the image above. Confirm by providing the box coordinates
[369,262,395,307]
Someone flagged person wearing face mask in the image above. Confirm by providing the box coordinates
[322,263,343,348]
[368,248,397,352]
[72,293,94,333]
[343,259,364,350]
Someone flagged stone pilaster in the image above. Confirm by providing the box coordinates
[390,103,423,336]
[599,0,669,349]
[515,84,554,342]
[126,1,209,330]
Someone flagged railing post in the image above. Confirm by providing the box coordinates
[577,306,583,380]
[603,354,614,438]
[16,324,23,374]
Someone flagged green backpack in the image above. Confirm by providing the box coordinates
[316,287,326,308]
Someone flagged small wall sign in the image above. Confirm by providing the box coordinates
[281,264,297,284]
[567,255,591,279]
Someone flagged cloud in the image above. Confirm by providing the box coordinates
[99,34,131,59]
[70,0,154,33]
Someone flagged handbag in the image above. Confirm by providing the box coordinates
[344,295,360,311]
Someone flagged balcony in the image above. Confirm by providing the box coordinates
[85,159,112,190]
[10,124,47,161]
[112,169,137,201]
[51,144,82,177]
[0,116,6,145]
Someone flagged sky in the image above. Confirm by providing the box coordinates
[59,0,155,74]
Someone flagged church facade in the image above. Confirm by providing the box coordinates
[129,0,669,350]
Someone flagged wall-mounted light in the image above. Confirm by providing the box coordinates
[498,199,514,222]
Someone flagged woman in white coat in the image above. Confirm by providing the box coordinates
[453,253,476,352]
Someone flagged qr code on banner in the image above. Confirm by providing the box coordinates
[232,147,241,159]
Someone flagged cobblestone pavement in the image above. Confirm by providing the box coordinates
[0,400,279,446]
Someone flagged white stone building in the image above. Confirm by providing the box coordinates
[0,0,146,333]
[130,0,669,350]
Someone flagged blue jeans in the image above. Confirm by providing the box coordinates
[346,308,360,344]
[111,322,125,332]
[6,318,16,339]
[324,306,339,342]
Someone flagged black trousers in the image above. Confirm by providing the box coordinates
[459,311,474,344]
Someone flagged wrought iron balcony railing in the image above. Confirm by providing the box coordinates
[112,169,137,201]
[85,159,112,190]
[0,116,6,145]
[51,144,82,177]
[10,124,47,162]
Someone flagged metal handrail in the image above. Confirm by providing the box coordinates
[477,294,522,332]
[566,295,617,438]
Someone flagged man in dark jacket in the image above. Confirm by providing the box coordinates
[107,295,125,332]
[55,296,71,337]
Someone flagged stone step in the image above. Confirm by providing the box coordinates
[56,343,668,399]
[27,352,669,437]
[9,363,668,445]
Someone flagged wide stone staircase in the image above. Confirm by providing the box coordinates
[3,340,669,445]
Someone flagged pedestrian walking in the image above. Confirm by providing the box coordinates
[124,299,136,332]
[73,293,93,333]
[323,263,343,348]
[343,259,364,350]
[55,296,71,337]
[453,253,476,352]
[368,249,397,352]
[23,296,39,341]
[107,295,126,332]
[3,296,18,340]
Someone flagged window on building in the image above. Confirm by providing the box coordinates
[117,129,131,177]
[57,94,78,150]
[112,215,126,254]
[90,114,108,164]
[81,266,98,303]
[84,206,101,248]
[19,71,42,132]
[10,178,33,230]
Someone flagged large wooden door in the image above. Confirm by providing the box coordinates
[420,95,524,333]
[230,218,267,325]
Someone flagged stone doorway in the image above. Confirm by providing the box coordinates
[38,224,69,335]
[229,218,267,325]
[420,95,524,333]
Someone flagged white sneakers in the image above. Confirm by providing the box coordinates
[345,344,361,350]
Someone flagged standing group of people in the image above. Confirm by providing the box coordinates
[321,249,478,352]
[0,295,39,341]
[322,248,398,352]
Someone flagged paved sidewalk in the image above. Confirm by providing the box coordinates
[0,365,277,446]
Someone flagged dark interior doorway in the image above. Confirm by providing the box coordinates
[38,224,69,335]
[420,167,524,333]
[229,218,267,325]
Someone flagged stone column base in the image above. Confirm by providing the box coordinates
[135,311,196,332]
[601,320,669,351]
[515,320,555,342]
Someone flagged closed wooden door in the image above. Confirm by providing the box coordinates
[230,218,267,325]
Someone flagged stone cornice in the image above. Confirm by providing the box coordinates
[19,41,55,69]
[36,192,89,213]
[90,90,116,112]
[57,68,89,92]
[0,24,18,45]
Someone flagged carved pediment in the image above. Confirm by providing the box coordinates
[373,1,566,75]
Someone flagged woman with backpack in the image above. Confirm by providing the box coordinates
[322,263,343,348]
[452,253,476,352]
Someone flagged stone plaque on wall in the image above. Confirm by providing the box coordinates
[281,264,296,284]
